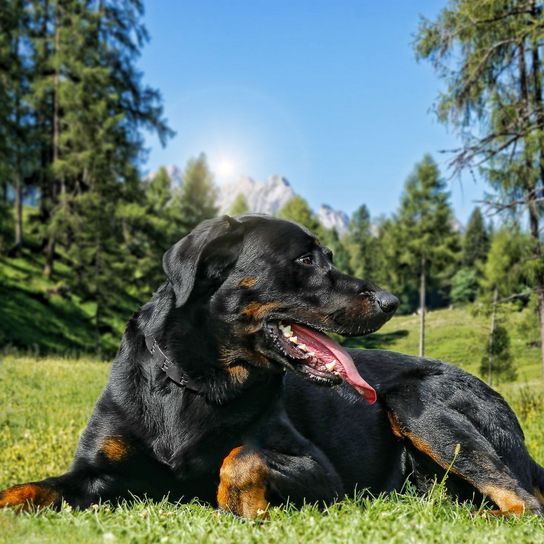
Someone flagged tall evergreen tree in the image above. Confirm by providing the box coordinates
[463,207,489,268]
[481,226,531,301]
[26,0,173,277]
[396,154,460,356]
[174,153,218,237]
[479,225,531,387]
[344,204,378,280]
[117,167,180,295]
[320,227,351,274]
[480,325,517,386]
[451,206,490,303]
[415,0,544,377]
[372,217,405,304]
[0,0,33,252]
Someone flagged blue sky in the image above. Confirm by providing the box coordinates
[140,0,484,224]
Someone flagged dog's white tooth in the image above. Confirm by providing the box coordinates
[289,336,298,343]
[307,351,316,357]
[298,343,308,352]
[325,362,337,372]
[279,326,292,338]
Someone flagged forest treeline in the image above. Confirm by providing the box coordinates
[0,0,543,378]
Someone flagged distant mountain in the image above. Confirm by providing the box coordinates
[149,166,350,235]
[217,175,349,235]
[217,175,295,215]
[317,204,349,234]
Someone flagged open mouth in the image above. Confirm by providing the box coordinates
[266,321,377,404]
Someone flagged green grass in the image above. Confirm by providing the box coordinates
[1,352,543,543]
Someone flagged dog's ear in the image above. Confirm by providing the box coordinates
[163,215,243,307]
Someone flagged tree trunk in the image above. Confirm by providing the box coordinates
[419,254,426,358]
[12,15,23,252]
[95,232,102,359]
[44,2,61,278]
[488,286,499,387]
[14,171,23,251]
[529,4,544,380]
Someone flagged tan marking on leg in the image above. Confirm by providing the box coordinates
[217,446,269,519]
[242,301,280,320]
[406,432,460,472]
[407,431,533,516]
[388,411,536,517]
[388,413,463,477]
[0,483,59,511]
[482,485,527,517]
[533,487,544,506]
[238,277,257,289]
[100,436,129,462]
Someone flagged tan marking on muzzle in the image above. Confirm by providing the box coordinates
[242,301,281,320]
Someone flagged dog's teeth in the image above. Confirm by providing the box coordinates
[325,362,337,372]
[289,336,298,343]
[298,344,308,352]
[307,351,316,357]
[279,324,293,337]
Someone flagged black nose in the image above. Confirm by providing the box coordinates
[375,291,399,314]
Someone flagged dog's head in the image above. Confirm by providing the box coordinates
[161,214,398,403]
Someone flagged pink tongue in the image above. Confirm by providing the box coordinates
[291,324,377,404]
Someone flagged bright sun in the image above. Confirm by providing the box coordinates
[216,158,236,178]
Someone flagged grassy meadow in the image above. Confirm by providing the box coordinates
[1,308,544,543]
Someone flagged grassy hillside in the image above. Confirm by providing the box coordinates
[2,244,541,387]
[0,246,138,358]
[0,356,543,543]
[347,306,543,385]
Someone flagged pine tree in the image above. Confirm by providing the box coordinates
[320,228,351,274]
[27,0,173,277]
[174,153,218,237]
[117,167,179,295]
[463,207,490,268]
[396,155,460,356]
[451,268,479,304]
[229,193,249,216]
[371,217,406,305]
[0,0,33,253]
[344,205,378,279]
[415,0,544,377]
[278,195,321,234]
[480,325,517,386]
[481,226,531,301]
[479,225,531,386]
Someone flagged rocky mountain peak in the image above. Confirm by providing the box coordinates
[149,165,349,235]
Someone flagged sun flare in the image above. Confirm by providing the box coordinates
[216,158,236,178]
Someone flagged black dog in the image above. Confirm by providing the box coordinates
[1,215,543,517]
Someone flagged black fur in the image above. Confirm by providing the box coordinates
[1,215,543,516]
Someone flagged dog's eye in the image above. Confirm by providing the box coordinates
[296,254,314,266]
